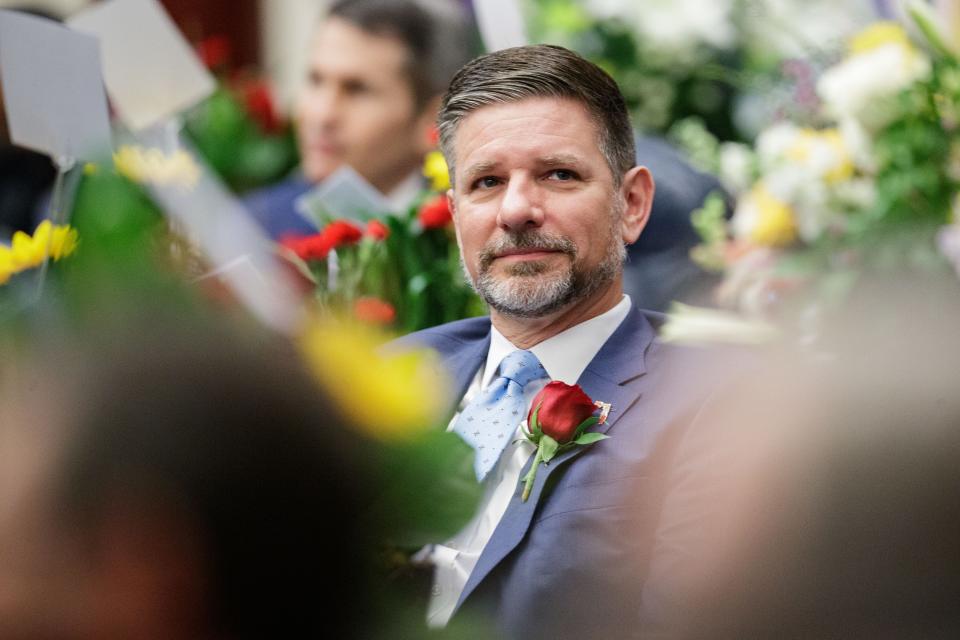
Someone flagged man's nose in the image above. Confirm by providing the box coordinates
[497,176,544,231]
[303,86,343,127]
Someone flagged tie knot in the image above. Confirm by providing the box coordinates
[498,350,547,388]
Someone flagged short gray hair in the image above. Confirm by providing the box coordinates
[438,45,635,185]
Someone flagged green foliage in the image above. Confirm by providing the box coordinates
[574,432,610,446]
[184,85,298,193]
[690,191,730,271]
[527,0,743,140]
[373,429,483,549]
[868,65,958,228]
[539,434,559,463]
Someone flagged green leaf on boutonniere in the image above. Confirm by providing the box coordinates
[573,432,610,446]
[539,434,560,463]
[529,404,544,440]
[573,416,600,439]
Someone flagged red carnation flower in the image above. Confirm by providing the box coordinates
[196,35,231,71]
[323,220,364,249]
[365,219,390,241]
[241,80,282,134]
[280,232,333,261]
[418,195,452,229]
[353,297,396,325]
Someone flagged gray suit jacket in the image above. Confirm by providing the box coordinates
[398,305,736,639]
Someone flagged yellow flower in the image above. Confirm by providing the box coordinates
[0,247,15,285]
[113,145,202,190]
[748,184,798,248]
[785,128,854,184]
[0,221,79,286]
[849,21,913,56]
[423,150,451,192]
[300,318,449,441]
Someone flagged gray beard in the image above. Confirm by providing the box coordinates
[463,228,626,318]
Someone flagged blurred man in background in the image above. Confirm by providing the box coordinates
[245,0,475,239]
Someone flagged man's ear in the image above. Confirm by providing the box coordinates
[620,166,655,245]
[446,188,464,250]
[414,95,444,156]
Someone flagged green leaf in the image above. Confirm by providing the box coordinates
[374,430,483,549]
[540,435,559,463]
[574,416,600,438]
[530,404,543,438]
[574,433,610,446]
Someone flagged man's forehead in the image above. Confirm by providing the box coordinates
[309,17,409,70]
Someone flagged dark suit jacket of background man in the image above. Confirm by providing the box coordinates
[396,303,741,639]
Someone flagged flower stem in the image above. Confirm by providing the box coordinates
[521,446,544,502]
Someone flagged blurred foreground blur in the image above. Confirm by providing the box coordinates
[646,274,960,639]
[0,315,374,639]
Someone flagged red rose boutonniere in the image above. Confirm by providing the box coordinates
[520,381,612,502]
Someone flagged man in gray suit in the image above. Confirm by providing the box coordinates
[397,45,739,638]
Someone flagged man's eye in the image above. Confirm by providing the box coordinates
[549,169,578,181]
[343,80,371,95]
[473,176,500,189]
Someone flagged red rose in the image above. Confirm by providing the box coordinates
[417,195,452,229]
[323,220,364,248]
[528,381,597,444]
[353,296,396,325]
[365,219,390,241]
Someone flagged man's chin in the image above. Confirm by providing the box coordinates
[300,158,341,183]
[476,271,575,319]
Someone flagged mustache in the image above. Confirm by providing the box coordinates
[478,231,577,271]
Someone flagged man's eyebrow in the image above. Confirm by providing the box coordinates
[462,161,500,180]
[539,154,582,167]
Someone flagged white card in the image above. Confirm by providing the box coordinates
[473,0,528,53]
[131,123,302,333]
[295,164,395,225]
[68,0,215,131]
[0,10,111,161]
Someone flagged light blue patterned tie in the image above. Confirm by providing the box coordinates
[454,350,548,481]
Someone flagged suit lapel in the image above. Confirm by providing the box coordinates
[455,306,657,612]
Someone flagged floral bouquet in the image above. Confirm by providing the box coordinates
[185,36,299,193]
[280,150,485,334]
[688,5,960,328]
[527,0,874,142]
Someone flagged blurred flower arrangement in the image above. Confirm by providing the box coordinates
[280,148,485,334]
[5,143,482,562]
[526,0,873,142]
[185,35,299,193]
[688,6,960,321]
[301,318,481,550]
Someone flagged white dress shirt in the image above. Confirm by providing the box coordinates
[424,295,633,627]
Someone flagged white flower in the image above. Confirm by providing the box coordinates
[588,0,736,55]
[833,178,878,211]
[743,0,874,58]
[718,142,756,194]
[817,28,931,129]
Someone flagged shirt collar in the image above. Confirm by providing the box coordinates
[482,295,633,387]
